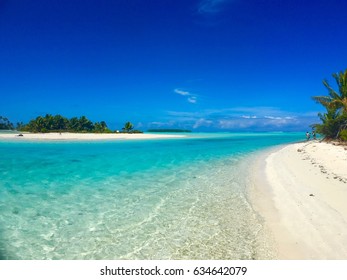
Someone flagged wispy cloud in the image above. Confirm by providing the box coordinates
[193,118,213,129]
[216,116,300,130]
[174,88,198,104]
[188,96,197,104]
[265,116,286,120]
[174,89,190,96]
[197,0,231,14]
[165,106,318,131]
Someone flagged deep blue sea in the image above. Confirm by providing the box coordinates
[0,132,303,259]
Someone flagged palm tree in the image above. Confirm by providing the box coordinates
[31,116,45,132]
[44,114,54,130]
[53,114,68,131]
[16,122,25,131]
[312,69,347,115]
[314,107,344,139]
[123,121,134,133]
[78,116,94,132]
[312,69,347,138]
[0,116,14,130]
[69,117,80,131]
[100,121,107,130]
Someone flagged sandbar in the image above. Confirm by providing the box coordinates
[0,132,186,141]
[251,141,347,259]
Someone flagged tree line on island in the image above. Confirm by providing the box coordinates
[312,68,347,141]
[0,114,192,134]
[1,68,346,140]
[0,114,142,133]
[0,116,15,130]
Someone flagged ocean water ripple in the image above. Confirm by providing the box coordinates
[0,132,303,259]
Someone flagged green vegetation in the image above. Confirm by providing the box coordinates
[121,121,142,133]
[312,69,347,141]
[16,122,25,131]
[15,114,143,134]
[148,129,192,133]
[21,114,112,133]
[122,121,134,133]
[340,130,347,141]
[0,116,14,130]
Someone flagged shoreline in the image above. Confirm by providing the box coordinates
[250,141,347,259]
[0,132,187,141]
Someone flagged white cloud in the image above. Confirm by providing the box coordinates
[264,116,297,121]
[174,89,190,96]
[174,88,198,104]
[229,106,287,116]
[188,96,197,104]
[193,118,213,129]
[218,118,265,129]
[264,116,282,120]
[164,106,317,131]
[217,116,300,130]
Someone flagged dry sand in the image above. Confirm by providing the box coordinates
[251,141,347,259]
[0,132,186,141]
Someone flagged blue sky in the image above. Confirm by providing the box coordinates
[1,0,347,131]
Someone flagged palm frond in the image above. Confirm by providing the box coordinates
[341,70,347,97]
[323,79,341,99]
[312,68,347,140]
[311,95,332,107]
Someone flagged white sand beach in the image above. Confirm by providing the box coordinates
[251,141,347,259]
[0,132,186,141]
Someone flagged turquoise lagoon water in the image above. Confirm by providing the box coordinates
[0,132,303,260]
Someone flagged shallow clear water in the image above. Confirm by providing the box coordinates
[0,132,303,259]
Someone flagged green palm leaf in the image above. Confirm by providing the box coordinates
[312,69,347,139]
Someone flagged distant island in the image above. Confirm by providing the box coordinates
[147,129,192,133]
[0,114,142,134]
